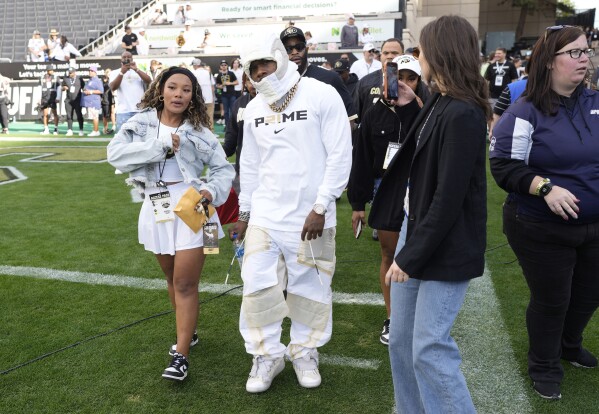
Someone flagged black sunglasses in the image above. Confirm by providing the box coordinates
[284,42,306,53]
[544,25,573,42]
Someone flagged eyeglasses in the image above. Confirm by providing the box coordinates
[554,48,595,59]
[368,49,378,54]
[544,25,572,42]
[284,42,306,53]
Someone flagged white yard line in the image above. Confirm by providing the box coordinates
[458,267,532,414]
[320,354,380,370]
[0,265,384,306]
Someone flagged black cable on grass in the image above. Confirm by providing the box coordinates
[0,284,243,376]
[485,242,509,253]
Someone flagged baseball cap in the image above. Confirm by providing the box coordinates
[138,27,145,32]
[68,67,76,73]
[280,26,306,44]
[363,43,376,52]
[393,55,421,76]
[89,65,98,72]
[333,59,350,72]
[33,30,41,35]
[220,60,228,65]
[192,58,202,66]
[363,24,369,29]
[348,14,355,20]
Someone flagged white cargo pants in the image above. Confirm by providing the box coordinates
[239,225,336,361]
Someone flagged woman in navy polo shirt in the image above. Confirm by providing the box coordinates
[490,25,599,400]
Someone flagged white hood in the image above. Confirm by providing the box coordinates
[241,34,300,104]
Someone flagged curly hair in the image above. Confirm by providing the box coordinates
[138,66,211,131]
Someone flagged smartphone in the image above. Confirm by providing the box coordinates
[355,220,362,239]
[383,61,398,101]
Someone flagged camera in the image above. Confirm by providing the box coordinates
[122,58,132,65]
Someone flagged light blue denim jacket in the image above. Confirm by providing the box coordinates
[107,108,234,207]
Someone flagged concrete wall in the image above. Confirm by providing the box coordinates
[403,0,555,48]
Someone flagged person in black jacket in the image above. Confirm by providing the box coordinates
[223,73,255,194]
[280,26,357,125]
[348,54,427,347]
[370,16,490,413]
[62,67,85,136]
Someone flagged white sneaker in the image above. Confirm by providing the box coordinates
[78,131,84,136]
[88,131,100,137]
[246,356,284,393]
[65,129,73,136]
[292,349,321,388]
[53,130,58,135]
[41,128,50,135]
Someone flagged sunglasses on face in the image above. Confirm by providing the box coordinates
[284,42,306,53]
[554,48,595,59]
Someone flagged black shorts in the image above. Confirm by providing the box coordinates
[40,100,57,110]
[102,104,112,118]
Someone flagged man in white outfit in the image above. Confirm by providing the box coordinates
[350,43,382,80]
[229,34,352,393]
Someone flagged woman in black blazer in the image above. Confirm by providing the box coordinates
[369,16,491,413]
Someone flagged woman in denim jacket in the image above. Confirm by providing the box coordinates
[107,66,234,382]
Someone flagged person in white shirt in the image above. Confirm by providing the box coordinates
[305,31,317,50]
[28,30,47,62]
[51,36,82,62]
[109,51,152,131]
[350,43,382,79]
[359,24,374,45]
[136,28,150,56]
[149,8,167,25]
[47,29,60,59]
[231,58,244,98]
[191,58,215,130]
[229,34,352,394]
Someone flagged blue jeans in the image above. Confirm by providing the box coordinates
[116,111,137,133]
[389,220,475,414]
[220,94,236,126]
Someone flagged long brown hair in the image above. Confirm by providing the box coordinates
[419,15,491,119]
[524,26,586,115]
[138,66,211,131]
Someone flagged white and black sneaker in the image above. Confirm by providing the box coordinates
[162,352,189,381]
[169,331,199,356]
[380,319,390,345]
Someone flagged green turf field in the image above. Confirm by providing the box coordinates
[0,137,597,413]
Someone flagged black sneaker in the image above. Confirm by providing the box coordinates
[162,352,189,381]
[380,319,390,345]
[169,331,199,356]
[533,381,561,400]
[562,348,598,368]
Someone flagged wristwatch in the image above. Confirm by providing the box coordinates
[312,204,326,215]
[539,179,554,197]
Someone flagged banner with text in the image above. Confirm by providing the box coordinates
[165,0,400,21]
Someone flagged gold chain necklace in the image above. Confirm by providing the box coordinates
[268,79,300,113]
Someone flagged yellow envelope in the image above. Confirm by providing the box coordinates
[174,187,216,233]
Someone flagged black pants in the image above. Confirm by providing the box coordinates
[65,99,84,130]
[503,198,599,383]
[0,101,8,129]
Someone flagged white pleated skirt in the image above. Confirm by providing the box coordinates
[138,182,225,255]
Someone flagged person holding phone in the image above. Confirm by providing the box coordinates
[369,16,490,412]
[109,51,151,132]
[348,54,428,346]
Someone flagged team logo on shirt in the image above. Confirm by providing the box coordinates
[254,110,308,127]
[591,109,599,115]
